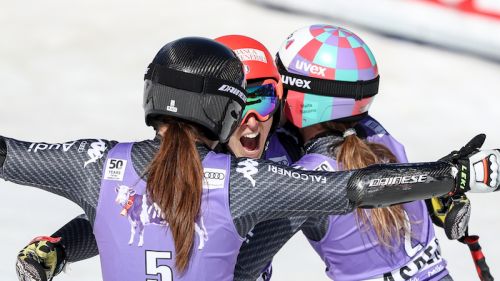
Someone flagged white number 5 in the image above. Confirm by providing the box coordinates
[146,250,173,281]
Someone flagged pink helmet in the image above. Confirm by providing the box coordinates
[276,24,379,128]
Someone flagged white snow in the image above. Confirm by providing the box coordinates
[1,0,499,280]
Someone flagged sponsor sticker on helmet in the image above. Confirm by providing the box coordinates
[218,85,247,103]
[166,100,178,113]
[234,48,267,63]
[295,60,327,77]
[202,168,226,189]
[302,101,319,124]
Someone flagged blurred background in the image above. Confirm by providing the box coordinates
[1,0,499,280]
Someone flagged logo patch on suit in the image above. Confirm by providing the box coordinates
[104,158,127,181]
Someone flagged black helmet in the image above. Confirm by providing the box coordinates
[143,37,247,143]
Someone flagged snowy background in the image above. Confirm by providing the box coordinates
[1,0,499,280]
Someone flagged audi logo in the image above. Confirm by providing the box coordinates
[204,172,225,180]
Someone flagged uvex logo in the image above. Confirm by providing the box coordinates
[281,75,311,89]
[295,61,327,77]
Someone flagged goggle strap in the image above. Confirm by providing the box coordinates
[276,55,379,100]
[145,63,247,106]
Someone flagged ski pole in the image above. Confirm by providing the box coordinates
[460,235,494,281]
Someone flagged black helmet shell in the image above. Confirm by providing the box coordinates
[143,37,247,142]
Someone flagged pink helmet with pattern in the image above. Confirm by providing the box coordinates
[276,24,380,128]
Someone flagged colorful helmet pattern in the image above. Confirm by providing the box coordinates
[277,24,379,128]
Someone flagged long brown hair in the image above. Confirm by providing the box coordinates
[322,122,409,248]
[147,118,204,273]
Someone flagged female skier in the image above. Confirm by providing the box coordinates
[234,24,498,281]
[281,24,453,281]
[14,34,299,281]
[2,36,498,281]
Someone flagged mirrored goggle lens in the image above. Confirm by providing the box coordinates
[241,84,278,122]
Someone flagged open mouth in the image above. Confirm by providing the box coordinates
[240,132,260,152]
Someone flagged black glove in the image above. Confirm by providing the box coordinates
[16,236,66,281]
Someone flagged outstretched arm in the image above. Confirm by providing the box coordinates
[0,136,116,220]
[16,215,98,281]
[229,137,500,236]
[52,215,99,262]
[229,158,455,236]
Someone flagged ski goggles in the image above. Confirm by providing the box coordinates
[241,81,279,124]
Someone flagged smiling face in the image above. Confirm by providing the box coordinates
[227,79,277,158]
[228,114,273,159]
